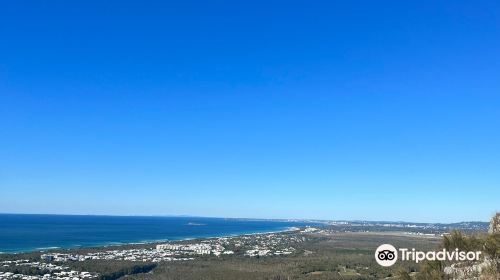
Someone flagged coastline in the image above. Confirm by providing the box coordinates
[0,226,301,255]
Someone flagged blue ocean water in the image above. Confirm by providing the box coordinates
[0,214,316,253]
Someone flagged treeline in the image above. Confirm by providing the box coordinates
[99,263,156,280]
[67,260,156,280]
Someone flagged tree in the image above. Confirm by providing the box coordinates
[395,268,412,280]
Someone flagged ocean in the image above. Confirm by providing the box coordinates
[0,214,316,253]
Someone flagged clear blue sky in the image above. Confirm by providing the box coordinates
[1,1,499,223]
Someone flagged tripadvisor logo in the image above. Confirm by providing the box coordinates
[375,244,398,267]
[375,244,482,267]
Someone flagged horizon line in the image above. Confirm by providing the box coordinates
[0,212,490,224]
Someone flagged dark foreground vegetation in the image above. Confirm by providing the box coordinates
[395,231,500,280]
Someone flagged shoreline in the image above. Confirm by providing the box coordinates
[0,226,301,255]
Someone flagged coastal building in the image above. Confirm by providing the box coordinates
[40,254,54,262]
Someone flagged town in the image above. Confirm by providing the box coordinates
[0,259,97,280]
[0,229,315,280]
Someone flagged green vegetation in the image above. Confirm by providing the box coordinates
[395,230,500,280]
[69,260,156,280]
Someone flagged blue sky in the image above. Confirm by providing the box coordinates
[1,1,499,222]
